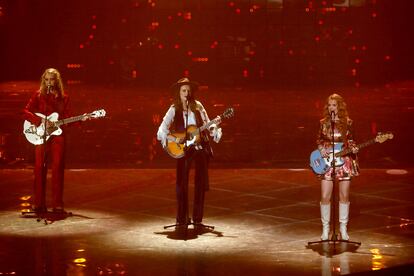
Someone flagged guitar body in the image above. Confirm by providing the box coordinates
[165,125,200,159]
[23,112,62,145]
[310,143,345,175]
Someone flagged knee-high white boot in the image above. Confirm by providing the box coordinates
[339,202,350,240]
[320,203,331,240]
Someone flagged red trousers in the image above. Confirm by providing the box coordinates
[33,136,65,209]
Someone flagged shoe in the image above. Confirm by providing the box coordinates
[193,223,205,233]
[175,223,188,235]
[52,207,66,214]
[31,205,47,214]
[339,202,350,240]
[320,202,331,240]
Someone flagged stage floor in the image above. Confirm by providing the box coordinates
[0,168,413,275]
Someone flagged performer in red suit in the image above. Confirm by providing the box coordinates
[22,68,88,213]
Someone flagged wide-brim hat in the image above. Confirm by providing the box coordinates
[170,77,199,91]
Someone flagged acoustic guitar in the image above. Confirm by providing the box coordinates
[165,107,234,159]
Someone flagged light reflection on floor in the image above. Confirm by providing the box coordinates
[0,168,413,275]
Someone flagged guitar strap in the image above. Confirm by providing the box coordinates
[194,109,214,159]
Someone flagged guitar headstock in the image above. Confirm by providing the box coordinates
[90,109,106,119]
[221,107,234,119]
[375,132,393,143]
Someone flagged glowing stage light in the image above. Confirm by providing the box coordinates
[351,68,357,76]
[73,258,86,264]
[386,169,408,175]
[19,196,31,201]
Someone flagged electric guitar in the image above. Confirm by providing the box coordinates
[165,107,234,159]
[23,109,106,145]
[310,132,394,175]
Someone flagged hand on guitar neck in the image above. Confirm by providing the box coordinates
[81,113,92,121]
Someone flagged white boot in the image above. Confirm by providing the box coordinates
[320,203,330,240]
[339,202,350,240]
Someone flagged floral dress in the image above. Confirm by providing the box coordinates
[316,118,360,180]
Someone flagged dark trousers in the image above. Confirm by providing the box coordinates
[33,136,65,209]
[176,148,209,224]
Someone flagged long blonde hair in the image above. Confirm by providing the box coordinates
[39,68,65,97]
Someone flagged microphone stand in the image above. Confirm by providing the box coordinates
[308,112,360,253]
[22,86,50,223]
[41,87,49,211]
[163,99,191,237]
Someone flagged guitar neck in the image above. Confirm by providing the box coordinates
[197,116,221,133]
[56,114,86,127]
[336,138,376,157]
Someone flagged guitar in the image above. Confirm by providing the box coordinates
[165,107,234,159]
[310,132,394,175]
[23,109,106,145]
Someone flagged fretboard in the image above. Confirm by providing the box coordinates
[336,138,376,157]
[193,116,221,135]
[56,115,86,127]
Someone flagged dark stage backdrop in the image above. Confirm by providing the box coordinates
[1,0,413,87]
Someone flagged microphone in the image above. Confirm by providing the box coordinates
[330,111,335,120]
[47,85,51,94]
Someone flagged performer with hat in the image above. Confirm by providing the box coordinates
[157,77,222,232]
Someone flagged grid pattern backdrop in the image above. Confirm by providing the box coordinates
[2,0,410,87]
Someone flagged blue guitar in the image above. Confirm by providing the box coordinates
[310,132,393,175]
